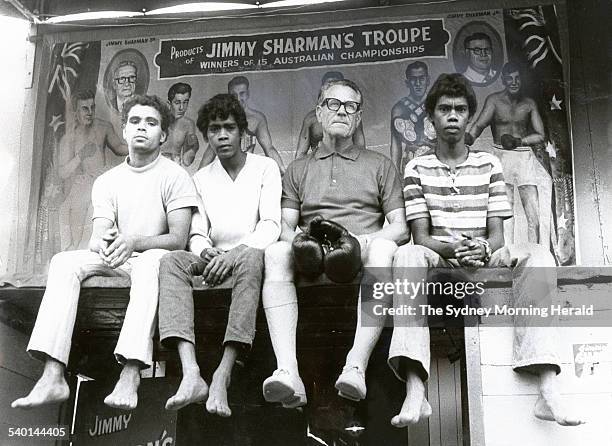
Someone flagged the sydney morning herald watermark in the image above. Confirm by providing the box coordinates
[358,267,607,328]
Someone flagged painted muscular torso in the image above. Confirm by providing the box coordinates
[162,117,197,163]
[489,95,534,143]
[242,110,262,152]
[69,121,111,177]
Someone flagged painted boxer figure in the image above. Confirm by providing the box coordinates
[467,62,546,243]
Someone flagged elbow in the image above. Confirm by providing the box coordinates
[173,233,190,251]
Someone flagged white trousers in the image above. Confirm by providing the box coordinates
[27,248,168,369]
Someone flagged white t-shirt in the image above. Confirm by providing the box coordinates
[189,153,281,254]
[92,155,198,237]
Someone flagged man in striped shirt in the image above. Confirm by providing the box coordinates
[390,73,584,427]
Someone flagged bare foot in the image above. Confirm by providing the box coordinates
[104,364,140,410]
[534,395,586,426]
[165,369,209,411]
[391,397,432,427]
[11,372,70,409]
[206,371,232,417]
[391,372,432,428]
[535,367,586,426]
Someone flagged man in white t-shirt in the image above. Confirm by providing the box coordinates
[157,94,281,417]
[12,95,198,411]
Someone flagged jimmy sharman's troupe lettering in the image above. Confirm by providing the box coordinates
[168,26,433,70]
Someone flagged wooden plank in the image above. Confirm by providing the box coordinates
[481,362,612,396]
[437,358,459,446]
[453,361,463,446]
[407,405,430,446]
[427,359,441,446]
[482,394,612,445]
[464,326,485,446]
[479,326,612,365]
[0,321,43,380]
[480,283,612,326]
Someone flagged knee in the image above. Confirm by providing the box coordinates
[50,250,74,266]
[363,238,397,267]
[238,246,264,263]
[393,244,430,268]
[235,247,264,270]
[159,251,184,274]
[264,241,293,278]
[49,250,85,273]
[132,250,167,275]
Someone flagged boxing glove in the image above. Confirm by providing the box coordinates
[319,219,362,283]
[291,216,327,279]
[500,134,522,150]
[292,232,325,279]
[464,133,475,146]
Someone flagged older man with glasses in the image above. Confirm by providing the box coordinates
[112,60,138,113]
[461,32,497,85]
[260,78,408,412]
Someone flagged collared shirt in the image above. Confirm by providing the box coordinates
[189,153,281,255]
[462,66,497,84]
[282,143,404,235]
[403,150,512,242]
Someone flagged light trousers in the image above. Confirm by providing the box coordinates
[27,248,168,369]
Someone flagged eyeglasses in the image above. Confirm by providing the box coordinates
[115,75,137,85]
[466,47,492,56]
[321,98,361,115]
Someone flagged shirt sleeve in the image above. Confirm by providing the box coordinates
[403,159,430,222]
[280,160,302,210]
[188,175,213,256]
[241,159,282,249]
[91,174,116,223]
[487,155,513,219]
[164,166,199,213]
[379,157,406,216]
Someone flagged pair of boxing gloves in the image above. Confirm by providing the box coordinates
[292,216,362,283]
[464,133,522,150]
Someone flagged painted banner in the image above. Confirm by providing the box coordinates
[21,3,576,277]
[154,19,449,76]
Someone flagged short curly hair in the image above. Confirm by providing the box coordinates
[121,94,173,133]
[425,73,478,118]
[196,94,248,138]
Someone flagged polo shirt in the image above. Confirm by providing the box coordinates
[403,150,512,242]
[282,144,404,235]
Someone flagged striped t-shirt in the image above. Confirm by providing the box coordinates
[403,150,512,242]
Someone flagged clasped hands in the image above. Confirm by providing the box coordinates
[452,233,487,268]
[199,246,242,286]
[98,228,135,269]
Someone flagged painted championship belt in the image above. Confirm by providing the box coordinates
[394,117,417,143]
[241,133,256,152]
[423,116,437,140]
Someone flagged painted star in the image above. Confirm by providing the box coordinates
[550,94,563,110]
[557,212,568,230]
[49,114,64,133]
